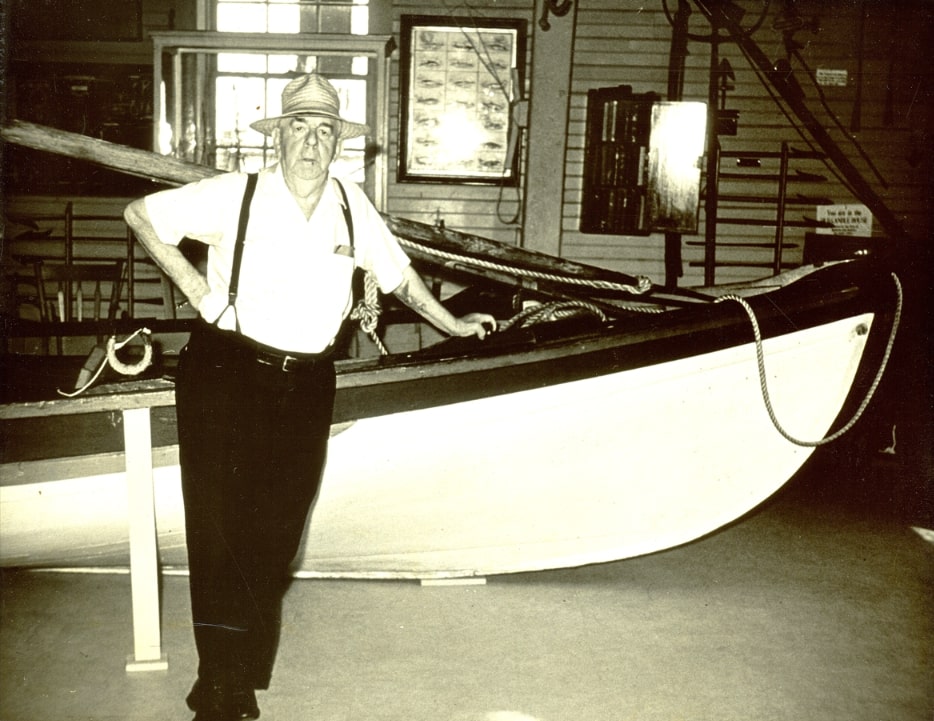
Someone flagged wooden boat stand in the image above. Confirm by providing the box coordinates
[0,383,175,672]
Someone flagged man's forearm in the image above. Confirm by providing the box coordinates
[124,199,209,310]
[391,265,462,336]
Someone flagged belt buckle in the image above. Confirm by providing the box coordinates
[280,354,299,372]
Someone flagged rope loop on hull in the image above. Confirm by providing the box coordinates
[716,272,902,447]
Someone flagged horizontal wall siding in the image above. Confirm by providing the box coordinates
[4,0,930,296]
[563,3,679,281]
[563,0,932,286]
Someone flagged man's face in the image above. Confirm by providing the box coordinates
[275,116,340,183]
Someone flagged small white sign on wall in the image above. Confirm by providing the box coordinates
[816,68,848,86]
[816,203,873,237]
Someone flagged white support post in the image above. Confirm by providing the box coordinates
[123,407,169,672]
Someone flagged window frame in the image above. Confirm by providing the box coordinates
[150,31,394,208]
[212,0,369,35]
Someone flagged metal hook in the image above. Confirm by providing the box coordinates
[539,0,573,32]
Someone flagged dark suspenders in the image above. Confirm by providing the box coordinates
[212,172,258,332]
[333,179,355,250]
[217,173,355,333]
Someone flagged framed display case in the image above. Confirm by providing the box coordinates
[398,15,526,184]
[580,85,658,235]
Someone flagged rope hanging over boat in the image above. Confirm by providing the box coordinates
[397,237,654,295]
[716,272,902,447]
[350,272,389,356]
[354,235,646,355]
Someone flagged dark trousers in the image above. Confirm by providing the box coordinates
[175,322,335,690]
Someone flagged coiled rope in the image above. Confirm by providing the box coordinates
[107,327,154,376]
[715,272,902,447]
[499,300,607,331]
[57,327,153,398]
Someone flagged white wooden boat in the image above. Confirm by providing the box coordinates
[0,123,901,579]
[0,254,900,578]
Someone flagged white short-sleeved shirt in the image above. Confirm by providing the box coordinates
[144,166,410,353]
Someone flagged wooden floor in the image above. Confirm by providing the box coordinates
[1,441,931,721]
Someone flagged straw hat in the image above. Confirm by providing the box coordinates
[250,73,370,140]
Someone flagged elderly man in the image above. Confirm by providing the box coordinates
[124,73,495,721]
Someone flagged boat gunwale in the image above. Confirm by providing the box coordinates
[0,259,887,424]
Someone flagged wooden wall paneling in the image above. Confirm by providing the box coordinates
[563,0,931,286]
[4,0,930,293]
[563,3,676,283]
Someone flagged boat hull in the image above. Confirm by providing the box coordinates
[0,122,901,578]
[1,311,875,578]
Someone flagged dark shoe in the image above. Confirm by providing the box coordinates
[187,679,260,720]
[229,690,260,720]
[192,708,239,721]
[190,690,237,721]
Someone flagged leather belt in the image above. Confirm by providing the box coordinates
[255,349,329,372]
[195,320,332,372]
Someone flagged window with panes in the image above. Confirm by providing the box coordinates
[211,0,370,180]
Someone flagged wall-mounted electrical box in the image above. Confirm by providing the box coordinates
[581,85,707,235]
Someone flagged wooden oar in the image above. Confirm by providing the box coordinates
[1,120,214,187]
